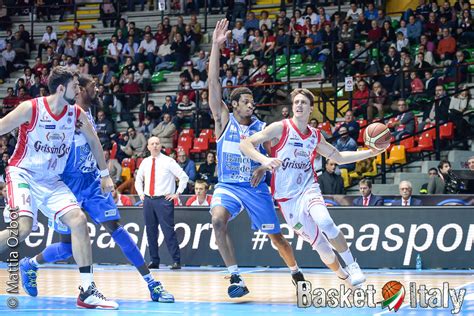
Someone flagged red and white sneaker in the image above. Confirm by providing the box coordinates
[76,282,119,309]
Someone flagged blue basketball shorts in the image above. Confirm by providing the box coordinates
[51,172,120,234]
[210,182,281,234]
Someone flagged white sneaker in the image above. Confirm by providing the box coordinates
[345,262,366,286]
[76,282,119,309]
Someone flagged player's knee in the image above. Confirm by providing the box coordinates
[65,209,88,230]
[318,219,340,240]
[211,214,227,233]
[313,238,336,264]
[102,220,121,234]
[269,233,289,249]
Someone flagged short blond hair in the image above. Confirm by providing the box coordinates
[290,88,315,107]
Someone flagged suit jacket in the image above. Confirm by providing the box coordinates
[353,194,384,206]
[392,197,423,206]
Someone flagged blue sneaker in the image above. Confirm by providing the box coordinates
[19,257,38,297]
[227,274,249,298]
[148,281,175,303]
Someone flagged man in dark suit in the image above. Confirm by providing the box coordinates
[392,181,423,206]
[391,99,416,141]
[353,179,384,206]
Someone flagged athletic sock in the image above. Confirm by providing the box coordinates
[29,257,41,268]
[289,265,300,274]
[335,265,349,279]
[143,273,155,285]
[79,266,94,290]
[228,265,239,275]
[111,226,146,268]
[339,249,355,266]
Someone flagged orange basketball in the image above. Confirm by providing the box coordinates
[364,122,391,150]
[382,281,403,300]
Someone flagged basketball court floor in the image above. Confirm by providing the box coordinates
[0,263,472,315]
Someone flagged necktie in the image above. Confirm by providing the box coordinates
[150,158,156,196]
[404,200,408,206]
[363,197,368,206]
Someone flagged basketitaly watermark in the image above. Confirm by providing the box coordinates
[297,280,466,314]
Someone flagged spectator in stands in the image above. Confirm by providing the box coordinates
[352,80,370,119]
[134,62,151,91]
[38,25,56,58]
[122,35,139,63]
[10,31,28,65]
[350,42,368,74]
[100,0,117,28]
[333,110,359,141]
[232,21,246,49]
[334,126,358,171]
[104,35,122,69]
[428,160,451,194]
[420,168,439,194]
[436,28,456,62]
[449,86,472,140]
[1,87,17,117]
[98,64,114,88]
[191,73,206,90]
[355,15,371,40]
[17,86,31,102]
[18,67,35,90]
[197,151,217,185]
[281,106,290,120]
[171,33,189,71]
[162,95,177,117]
[152,113,176,149]
[440,50,468,84]
[137,32,157,68]
[138,115,156,139]
[185,180,212,206]
[2,42,15,74]
[319,159,344,194]
[407,15,422,43]
[392,181,423,206]
[112,186,132,206]
[420,85,449,131]
[245,12,259,31]
[177,148,196,194]
[124,127,147,158]
[29,76,42,98]
[105,149,122,185]
[390,99,415,140]
[154,38,174,71]
[368,81,388,120]
[85,32,99,57]
[396,31,409,52]
[176,94,196,127]
[468,157,474,171]
[96,110,114,148]
[0,183,6,207]
[353,179,384,206]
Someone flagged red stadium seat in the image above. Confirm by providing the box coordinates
[177,135,193,152]
[357,119,368,128]
[110,141,117,159]
[440,122,454,140]
[121,158,136,173]
[357,127,367,145]
[399,136,416,150]
[190,137,210,154]
[423,123,436,140]
[317,121,332,136]
[180,128,195,138]
[407,133,434,153]
[136,157,144,169]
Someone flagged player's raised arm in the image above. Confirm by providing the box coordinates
[317,133,383,164]
[240,121,284,170]
[76,108,113,193]
[209,19,231,138]
[0,101,33,136]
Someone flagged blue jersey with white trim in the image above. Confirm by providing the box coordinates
[217,114,266,183]
[62,110,98,177]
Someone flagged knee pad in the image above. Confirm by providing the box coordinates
[309,205,340,240]
[313,235,336,266]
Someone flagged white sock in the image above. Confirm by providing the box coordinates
[335,265,349,279]
[289,265,300,274]
[228,265,239,275]
[339,249,355,266]
[80,267,94,290]
[143,273,155,285]
[29,257,41,268]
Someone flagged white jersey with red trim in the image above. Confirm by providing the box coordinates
[8,97,79,178]
[271,119,321,201]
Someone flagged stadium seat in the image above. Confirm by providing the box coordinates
[361,158,378,177]
[357,128,367,145]
[290,54,303,64]
[385,145,407,165]
[199,129,215,143]
[423,123,436,140]
[439,122,454,140]
[151,71,166,84]
[305,62,323,76]
[317,121,332,136]
[121,158,136,173]
[340,168,351,187]
[408,133,434,153]
[180,128,195,138]
[290,64,306,77]
[375,151,389,165]
[190,137,209,154]
[121,167,131,181]
[357,119,368,128]
[399,136,416,150]
[276,55,287,67]
[276,65,288,80]
[110,141,117,159]
[136,157,144,169]
[176,146,190,156]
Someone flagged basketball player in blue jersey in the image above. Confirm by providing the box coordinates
[209,19,304,298]
[19,74,174,303]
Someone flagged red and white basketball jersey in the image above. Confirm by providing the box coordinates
[9,97,80,177]
[271,119,321,201]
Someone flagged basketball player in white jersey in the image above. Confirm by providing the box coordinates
[0,67,118,309]
[240,88,386,286]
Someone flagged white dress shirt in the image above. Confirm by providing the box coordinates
[401,197,411,206]
[135,154,189,197]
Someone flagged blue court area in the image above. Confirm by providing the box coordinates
[0,266,472,316]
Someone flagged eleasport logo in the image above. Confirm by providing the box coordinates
[296,280,466,314]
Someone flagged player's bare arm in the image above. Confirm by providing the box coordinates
[77,108,114,194]
[0,101,33,135]
[240,121,284,170]
[317,134,384,164]
[209,19,231,138]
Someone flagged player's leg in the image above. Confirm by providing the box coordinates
[308,202,366,286]
[210,185,248,298]
[267,233,305,284]
[0,215,33,253]
[101,219,174,303]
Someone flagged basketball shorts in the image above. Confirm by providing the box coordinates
[277,184,326,246]
[210,182,281,234]
[51,172,120,234]
[4,166,79,231]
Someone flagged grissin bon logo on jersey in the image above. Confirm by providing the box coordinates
[281,157,312,172]
[33,141,71,158]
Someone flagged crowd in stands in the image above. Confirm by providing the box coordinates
[0,1,473,200]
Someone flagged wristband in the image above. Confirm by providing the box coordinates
[99,169,110,178]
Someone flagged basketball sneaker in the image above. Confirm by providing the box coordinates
[76,282,119,309]
[148,281,175,303]
[19,257,38,297]
[227,274,249,298]
[345,262,366,286]
[291,271,305,287]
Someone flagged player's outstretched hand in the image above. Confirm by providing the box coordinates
[263,157,282,171]
[101,176,114,195]
[251,166,267,187]
[213,19,231,46]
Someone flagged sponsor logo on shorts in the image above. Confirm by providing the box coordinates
[18,183,29,189]
[45,125,56,130]
[261,224,275,230]
[293,222,303,230]
[104,209,117,217]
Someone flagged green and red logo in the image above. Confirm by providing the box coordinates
[381,281,405,312]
